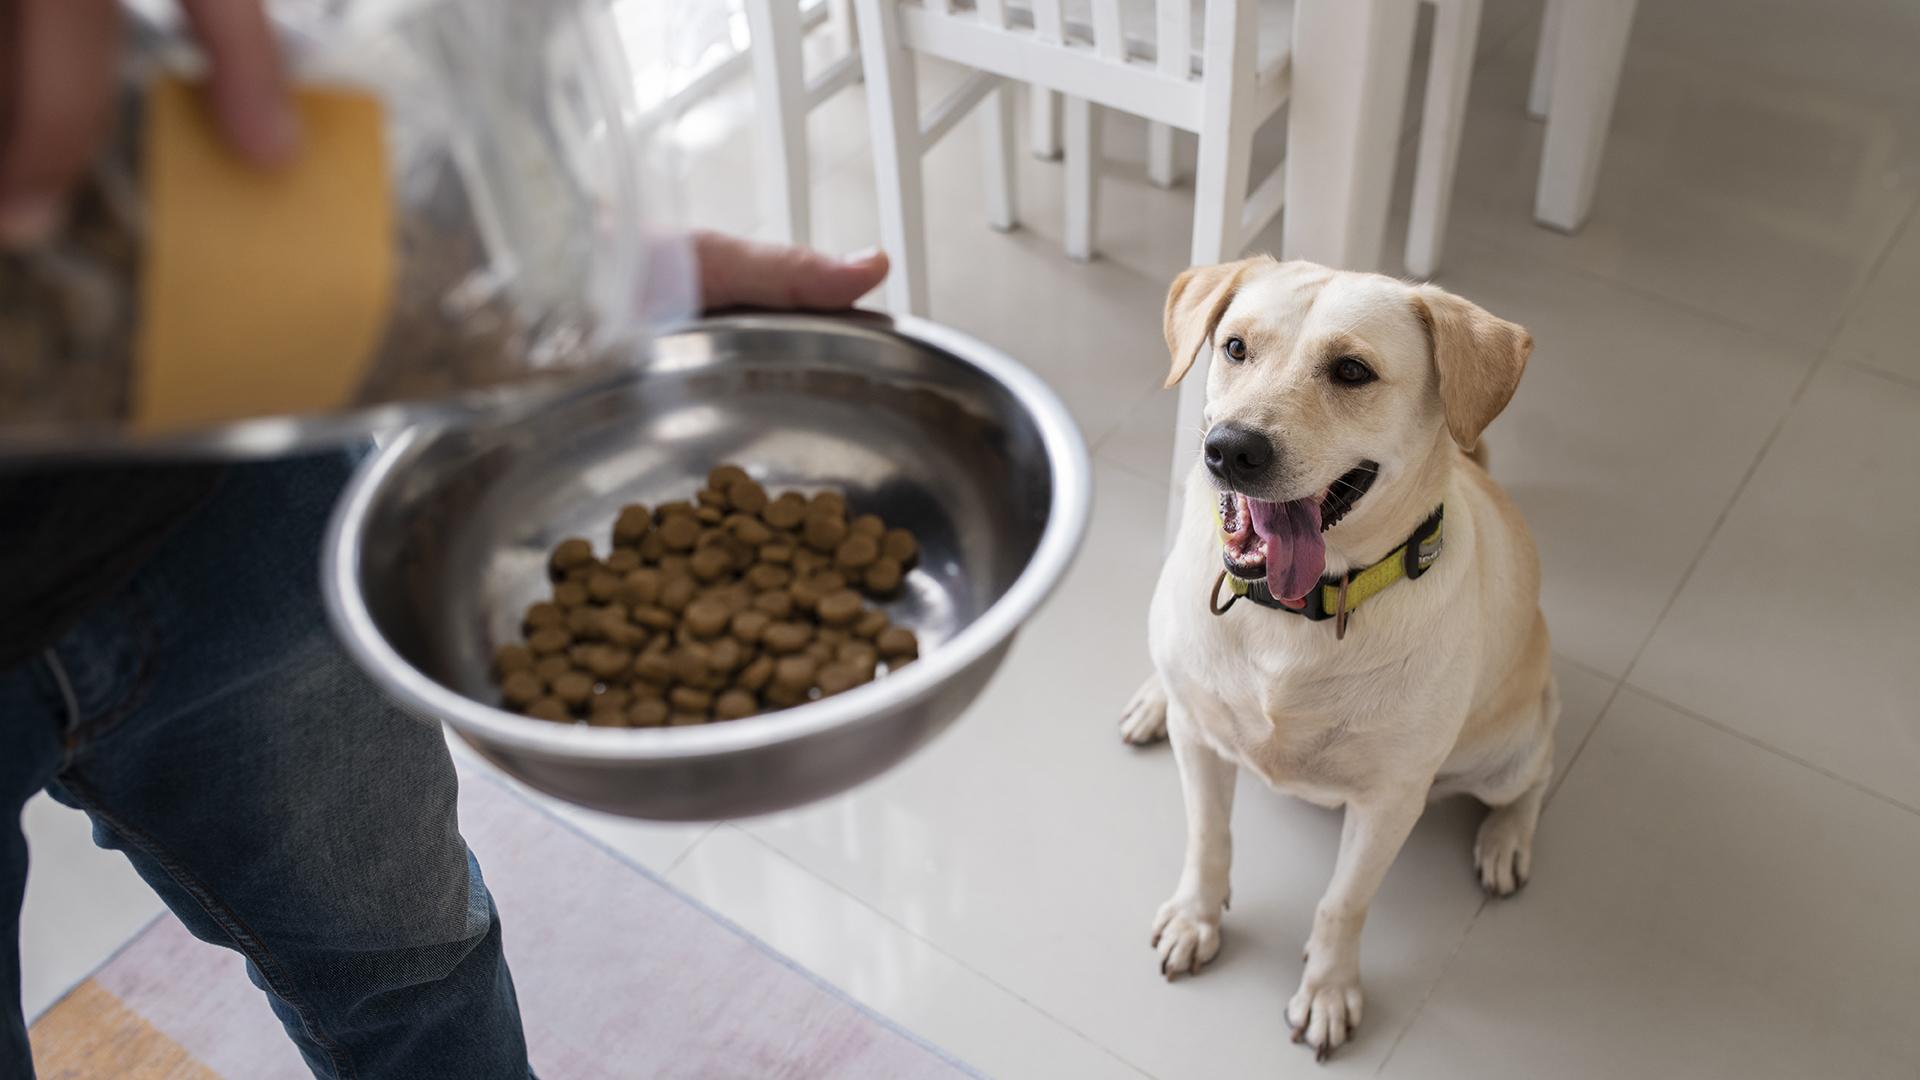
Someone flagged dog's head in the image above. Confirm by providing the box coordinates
[1164,256,1531,605]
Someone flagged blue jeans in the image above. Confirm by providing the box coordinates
[1,453,531,1078]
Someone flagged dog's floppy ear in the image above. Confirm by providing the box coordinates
[1162,257,1266,388]
[1412,285,1533,450]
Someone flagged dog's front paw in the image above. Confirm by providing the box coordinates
[1119,677,1169,745]
[1287,967,1364,1062]
[1150,896,1222,979]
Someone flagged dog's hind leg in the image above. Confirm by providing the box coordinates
[1472,676,1558,896]
[1119,673,1170,744]
[1473,759,1547,897]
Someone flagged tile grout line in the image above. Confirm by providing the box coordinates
[1375,659,1613,1073]
[708,825,1162,1080]
[1549,649,1616,684]
[1542,673,1630,807]
[1371,223,1845,1063]
[1543,190,1919,811]
[1372,889,1494,1077]
[1620,683,1920,819]
[659,822,724,877]
[1375,649,1715,1069]
[1444,225,1842,352]
[1608,189,1917,694]
[1086,384,1175,462]
[1848,358,1920,393]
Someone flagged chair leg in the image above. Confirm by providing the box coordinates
[745,0,811,246]
[1064,96,1101,261]
[1187,0,1257,267]
[1148,122,1179,188]
[1030,86,1062,160]
[1527,0,1563,120]
[828,0,859,67]
[1168,373,1207,519]
[1169,0,1259,539]
[1172,127,1251,538]
[1405,0,1482,279]
[980,82,1019,232]
[1189,120,1253,271]
[1534,0,1638,232]
[854,0,929,314]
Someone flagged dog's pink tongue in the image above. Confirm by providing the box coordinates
[1248,498,1325,605]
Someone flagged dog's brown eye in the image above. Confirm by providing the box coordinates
[1223,337,1247,362]
[1332,357,1375,385]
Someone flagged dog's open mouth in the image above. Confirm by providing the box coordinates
[1219,461,1378,607]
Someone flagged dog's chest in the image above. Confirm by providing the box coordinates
[1166,615,1393,800]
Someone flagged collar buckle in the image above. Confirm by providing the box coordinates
[1403,507,1445,581]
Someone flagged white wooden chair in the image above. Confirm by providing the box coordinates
[627,0,864,247]
[854,0,1299,319]
[743,0,866,245]
[852,0,1486,500]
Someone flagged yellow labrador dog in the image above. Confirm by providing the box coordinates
[1120,257,1555,1061]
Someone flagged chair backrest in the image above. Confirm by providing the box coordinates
[895,0,1217,131]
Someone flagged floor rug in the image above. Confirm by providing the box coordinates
[30,759,977,1080]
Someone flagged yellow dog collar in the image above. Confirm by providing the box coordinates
[1211,506,1445,638]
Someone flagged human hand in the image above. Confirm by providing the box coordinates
[0,0,298,247]
[694,230,889,313]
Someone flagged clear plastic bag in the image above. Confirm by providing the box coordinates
[0,0,692,454]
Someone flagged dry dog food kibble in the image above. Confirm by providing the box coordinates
[527,626,570,655]
[527,698,569,722]
[488,465,926,725]
[658,516,700,551]
[834,535,878,571]
[881,528,919,566]
[763,494,807,530]
[864,558,904,597]
[613,506,652,546]
[550,538,595,574]
[876,626,920,661]
[500,670,543,707]
[494,643,534,674]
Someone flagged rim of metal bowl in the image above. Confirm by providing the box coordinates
[322,311,1092,763]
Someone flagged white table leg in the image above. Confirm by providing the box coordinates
[1282,0,1419,271]
[1534,0,1637,233]
[746,0,812,246]
[1527,0,1564,119]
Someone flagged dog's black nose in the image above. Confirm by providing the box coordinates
[1203,424,1274,484]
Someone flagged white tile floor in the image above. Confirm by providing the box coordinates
[21,0,1920,1075]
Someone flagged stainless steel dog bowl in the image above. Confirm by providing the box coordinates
[324,311,1090,820]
